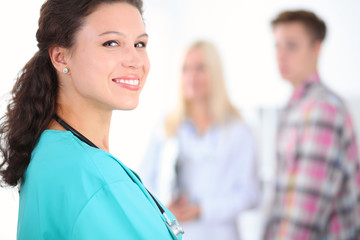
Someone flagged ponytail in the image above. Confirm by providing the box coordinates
[0,50,58,186]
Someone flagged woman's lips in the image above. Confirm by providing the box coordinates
[112,75,141,90]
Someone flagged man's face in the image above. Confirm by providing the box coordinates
[273,21,321,88]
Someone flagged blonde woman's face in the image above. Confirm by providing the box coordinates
[182,49,211,102]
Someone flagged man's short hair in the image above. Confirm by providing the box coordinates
[271,10,327,42]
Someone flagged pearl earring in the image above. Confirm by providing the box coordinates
[62,67,69,74]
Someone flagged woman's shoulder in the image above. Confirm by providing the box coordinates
[30,130,98,171]
[32,130,88,159]
[26,130,130,188]
[224,117,252,134]
[219,117,256,144]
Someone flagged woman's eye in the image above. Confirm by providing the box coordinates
[196,64,205,72]
[102,40,119,47]
[134,41,146,48]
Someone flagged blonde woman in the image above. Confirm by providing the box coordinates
[140,41,260,240]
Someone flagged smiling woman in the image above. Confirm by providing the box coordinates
[0,0,182,239]
[54,3,150,117]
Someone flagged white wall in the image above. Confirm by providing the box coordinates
[1,0,359,239]
[110,0,360,169]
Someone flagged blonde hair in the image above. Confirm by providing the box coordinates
[165,40,240,137]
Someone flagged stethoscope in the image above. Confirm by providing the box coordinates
[53,114,184,239]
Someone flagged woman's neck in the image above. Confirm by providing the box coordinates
[49,103,112,152]
[188,101,212,134]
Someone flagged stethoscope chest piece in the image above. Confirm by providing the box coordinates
[163,213,184,239]
[169,220,184,239]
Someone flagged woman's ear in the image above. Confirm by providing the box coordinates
[49,46,70,74]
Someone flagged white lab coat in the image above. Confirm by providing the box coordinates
[140,118,261,240]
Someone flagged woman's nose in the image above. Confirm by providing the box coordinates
[121,46,143,69]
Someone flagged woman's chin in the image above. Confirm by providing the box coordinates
[115,100,140,111]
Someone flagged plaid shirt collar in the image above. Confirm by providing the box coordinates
[289,71,320,104]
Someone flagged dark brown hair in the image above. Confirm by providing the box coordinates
[271,10,327,42]
[0,0,143,187]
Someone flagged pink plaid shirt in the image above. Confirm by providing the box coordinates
[265,73,360,239]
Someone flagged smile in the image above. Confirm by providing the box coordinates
[112,76,141,91]
[113,79,140,86]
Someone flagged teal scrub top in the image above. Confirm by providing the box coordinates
[17,130,183,240]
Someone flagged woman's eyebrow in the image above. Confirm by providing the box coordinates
[98,31,125,36]
[138,33,149,39]
[98,31,148,39]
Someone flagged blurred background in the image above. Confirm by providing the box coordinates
[1,0,359,239]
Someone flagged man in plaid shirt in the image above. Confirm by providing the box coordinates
[265,10,360,239]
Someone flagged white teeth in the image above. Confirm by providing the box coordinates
[116,79,139,85]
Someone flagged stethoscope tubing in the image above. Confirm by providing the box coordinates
[52,114,183,238]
